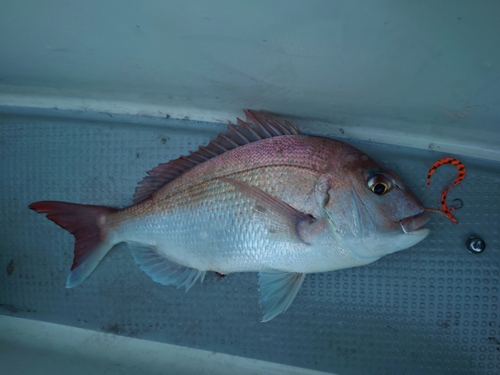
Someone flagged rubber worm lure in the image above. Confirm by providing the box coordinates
[425,157,466,224]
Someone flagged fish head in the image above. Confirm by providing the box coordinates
[319,148,430,259]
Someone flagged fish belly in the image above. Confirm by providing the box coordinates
[110,167,322,273]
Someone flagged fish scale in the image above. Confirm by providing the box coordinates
[29,110,431,322]
[151,135,337,201]
[112,172,313,273]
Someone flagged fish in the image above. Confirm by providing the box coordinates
[29,110,431,322]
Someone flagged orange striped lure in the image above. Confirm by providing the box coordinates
[425,157,466,224]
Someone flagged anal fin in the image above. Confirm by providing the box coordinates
[258,270,306,322]
[129,243,205,291]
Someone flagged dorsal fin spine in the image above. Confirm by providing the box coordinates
[177,157,195,168]
[219,133,241,148]
[208,140,228,153]
[237,118,261,140]
[227,124,250,144]
[167,164,186,172]
[189,152,209,163]
[132,110,301,204]
[199,146,218,157]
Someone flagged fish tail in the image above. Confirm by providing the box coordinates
[29,201,118,288]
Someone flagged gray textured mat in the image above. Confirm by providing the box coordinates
[0,109,498,375]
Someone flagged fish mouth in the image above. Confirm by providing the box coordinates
[399,211,431,234]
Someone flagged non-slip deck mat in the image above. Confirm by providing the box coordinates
[0,110,498,375]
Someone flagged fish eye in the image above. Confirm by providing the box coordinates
[367,174,392,195]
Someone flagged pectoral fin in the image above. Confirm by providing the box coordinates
[258,271,306,322]
[220,177,316,244]
[129,243,206,292]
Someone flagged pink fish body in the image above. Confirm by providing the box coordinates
[30,110,430,321]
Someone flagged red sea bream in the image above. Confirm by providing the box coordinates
[29,110,430,321]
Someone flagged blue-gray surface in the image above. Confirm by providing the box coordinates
[0,108,498,375]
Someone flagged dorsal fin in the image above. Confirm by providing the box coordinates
[133,110,301,204]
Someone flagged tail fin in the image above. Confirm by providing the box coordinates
[29,201,118,288]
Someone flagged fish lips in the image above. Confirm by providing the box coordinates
[399,211,431,234]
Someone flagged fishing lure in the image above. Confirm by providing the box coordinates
[425,157,466,223]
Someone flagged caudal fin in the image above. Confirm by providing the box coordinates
[29,201,118,288]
